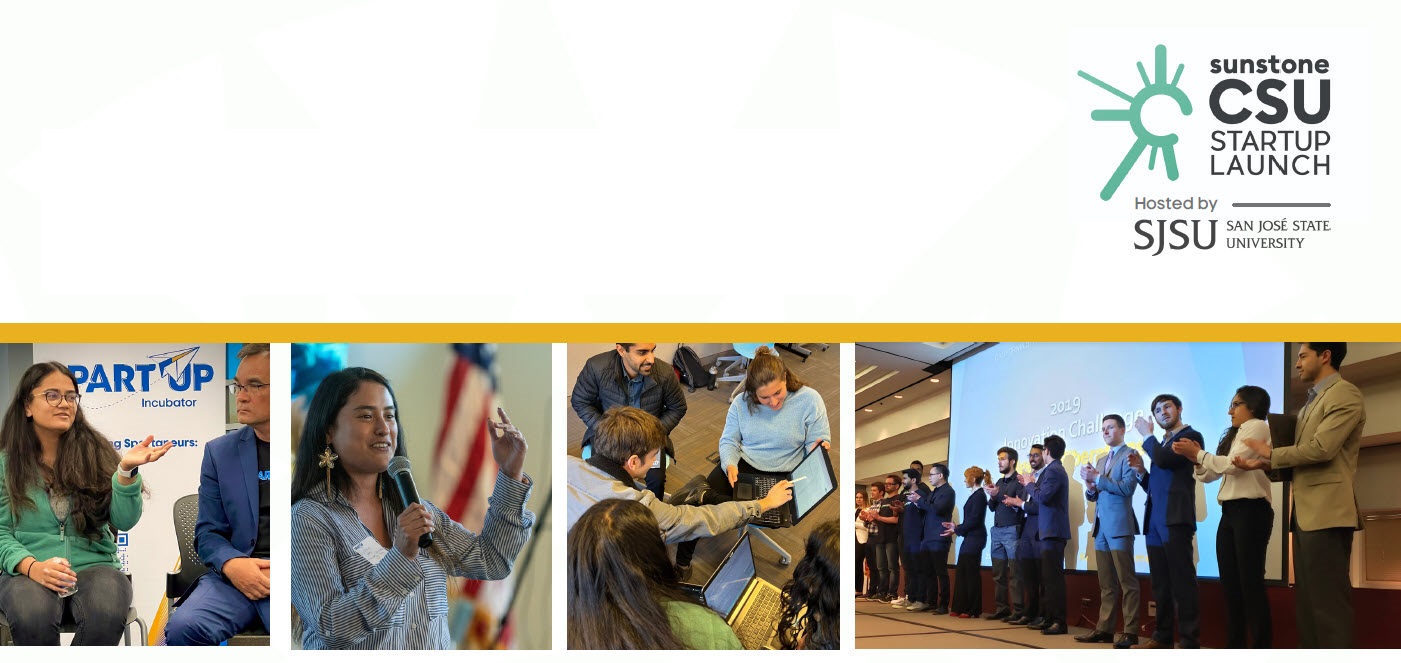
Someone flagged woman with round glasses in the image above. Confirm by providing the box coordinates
[0,361,174,645]
[1172,386,1274,648]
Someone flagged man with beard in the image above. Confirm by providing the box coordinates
[983,446,1025,621]
[896,468,930,610]
[868,475,904,602]
[572,344,688,501]
[1130,395,1204,649]
[1018,435,1070,636]
[1237,343,1365,648]
[1003,444,1046,628]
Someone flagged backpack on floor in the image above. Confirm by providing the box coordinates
[672,344,715,392]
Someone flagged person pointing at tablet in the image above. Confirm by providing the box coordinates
[674,346,830,575]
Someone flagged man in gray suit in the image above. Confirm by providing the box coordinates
[1239,342,1366,648]
[1075,414,1142,648]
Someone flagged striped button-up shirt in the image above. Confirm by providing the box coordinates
[291,472,534,649]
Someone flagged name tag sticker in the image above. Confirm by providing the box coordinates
[354,536,389,564]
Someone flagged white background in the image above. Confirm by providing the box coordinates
[2,1,1398,322]
[2,0,1399,657]
[1066,29,1369,288]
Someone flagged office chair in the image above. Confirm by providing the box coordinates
[746,523,793,566]
[711,343,774,403]
[167,494,270,646]
[776,343,829,363]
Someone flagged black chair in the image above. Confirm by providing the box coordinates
[167,494,269,646]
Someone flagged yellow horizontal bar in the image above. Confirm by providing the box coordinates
[0,323,1398,343]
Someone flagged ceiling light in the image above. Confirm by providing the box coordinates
[863,408,873,413]
[929,378,940,383]
[893,394,903,399]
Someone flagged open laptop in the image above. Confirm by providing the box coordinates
[732,444,836,528]
[700,532,785,650]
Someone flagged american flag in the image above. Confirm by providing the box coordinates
[429,344,517,649]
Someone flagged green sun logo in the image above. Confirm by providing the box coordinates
[1079,45,1192,201]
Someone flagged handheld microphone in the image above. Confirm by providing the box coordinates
[387,456,433,549]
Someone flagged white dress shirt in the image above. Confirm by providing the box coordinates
[1193,418,1272,503]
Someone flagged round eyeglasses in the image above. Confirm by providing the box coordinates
[36,390,80,406]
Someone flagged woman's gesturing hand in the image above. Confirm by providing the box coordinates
[120,435,174,472]
[489,408,527,481]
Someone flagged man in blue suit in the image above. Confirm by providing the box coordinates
[166,343,272,645]
[1075,415,1142,648]
[1004,444,1045,627]
[1131,394,1204,649]
[1019,434,1070,635]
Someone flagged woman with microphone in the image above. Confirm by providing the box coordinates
[0,362,175,646]
[290,367,535,650]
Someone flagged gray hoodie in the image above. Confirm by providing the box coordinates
[566,456,762,543]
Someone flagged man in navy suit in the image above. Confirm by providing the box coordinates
[1076,415,1142,648]
[166,343,272,645]
[1019,434,1070,635]
[1004,444,1045,626]
[1131,394,1204,649]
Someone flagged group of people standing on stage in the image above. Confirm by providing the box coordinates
[854,461,991,618]
[855,342,1368,649]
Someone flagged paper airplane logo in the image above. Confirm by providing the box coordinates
[148,346,200,380]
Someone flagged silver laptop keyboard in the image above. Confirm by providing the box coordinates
[735,584,783,649]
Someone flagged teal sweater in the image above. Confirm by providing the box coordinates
[0,453,144,574]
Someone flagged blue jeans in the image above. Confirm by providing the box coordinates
[872,542,899,596]
[989,525,1021,613]
[990,525,1019,560]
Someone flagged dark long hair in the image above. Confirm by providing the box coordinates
[742,346,805,414]
[1218,385,1272,456]
[290,367,406,505]
[777,520,840,650]
[567,499,692,650]
[1,362,122,541]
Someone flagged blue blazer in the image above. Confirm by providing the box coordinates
[196,425,264,577]
[915,483,956,551]
[1018,493,1041,559]
[1026,459,1070,541]
[1141,427,1205,530]
[1086,446,1140,539]
[955,489,988,555]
